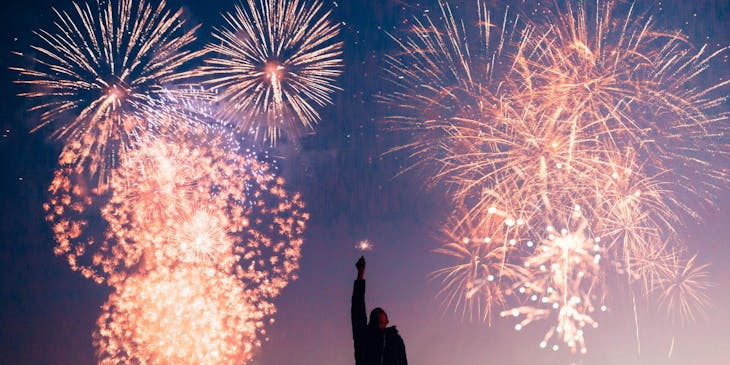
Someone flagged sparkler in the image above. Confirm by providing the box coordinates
[198,0,343,144]
[356,239,374,251]
[12,0,202,190]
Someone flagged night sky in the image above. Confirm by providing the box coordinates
[2,1,729,364]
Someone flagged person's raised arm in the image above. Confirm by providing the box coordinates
[351,256,367,363]
[356,256,365,280]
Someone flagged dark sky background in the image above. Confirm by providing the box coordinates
[1,0,729,364]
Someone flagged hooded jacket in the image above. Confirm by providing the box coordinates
[351,279,408,365]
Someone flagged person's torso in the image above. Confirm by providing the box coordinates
[363,329,402,365]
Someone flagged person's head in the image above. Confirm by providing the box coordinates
[369,307,389,330]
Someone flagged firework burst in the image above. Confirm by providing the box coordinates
[12,0,201,189]
[45,128,308,362]
[384,0,728,215]
[382,0,528,180]
[386,0,725,354]
[197,0,343,143]
[655,251,713,325]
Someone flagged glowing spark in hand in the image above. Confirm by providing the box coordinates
[356,240,373,251]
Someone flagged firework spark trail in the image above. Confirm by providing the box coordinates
[384,0,728,226]
[12,0,202,190]
[385,0,723,353]
[196,0,343,144]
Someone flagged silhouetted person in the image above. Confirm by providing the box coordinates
[351,256,407,365]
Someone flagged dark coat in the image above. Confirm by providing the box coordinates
[351,279,408,365]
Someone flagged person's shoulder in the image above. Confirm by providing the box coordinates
[386,326,405,347]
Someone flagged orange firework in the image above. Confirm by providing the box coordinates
[381,0,527,184]
[386,0,723,353]
[46,128,308,362]
[95,264,266,364]
[45,129,308,290]
[385,0,728,217]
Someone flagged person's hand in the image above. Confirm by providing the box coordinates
[356,256,365,279]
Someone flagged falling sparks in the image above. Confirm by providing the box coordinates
[501,207,604,355]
